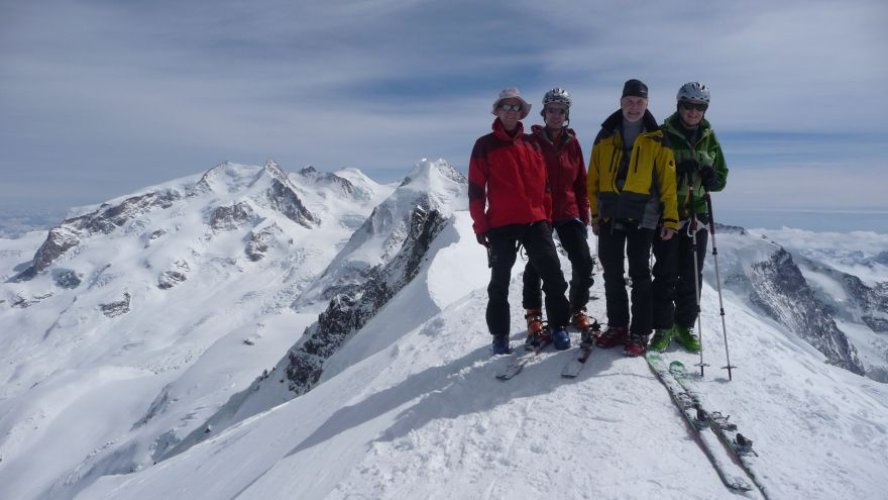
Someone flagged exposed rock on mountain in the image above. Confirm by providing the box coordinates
[748,248,865,374]
[100,292,132,318]
[278,161,463,392]
[52,268,82,289]
[159,160,465,461]
[209,202,254,230]
[12,190,183,281]
[286,205,450,394]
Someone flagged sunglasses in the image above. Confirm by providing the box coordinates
[499,103,522,112]
[545,107,567,115]
[680,101,709,112]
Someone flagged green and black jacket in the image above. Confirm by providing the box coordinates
[661,113,729,220]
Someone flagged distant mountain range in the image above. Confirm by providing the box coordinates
[1,160,886,499]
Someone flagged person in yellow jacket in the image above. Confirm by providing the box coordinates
[587,79,678,356]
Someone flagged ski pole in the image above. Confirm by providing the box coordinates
[705,194,736,380]
[687,184,708,377]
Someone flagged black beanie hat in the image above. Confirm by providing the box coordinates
[622,79,648,99]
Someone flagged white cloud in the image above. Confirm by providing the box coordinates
[1,0,886,215]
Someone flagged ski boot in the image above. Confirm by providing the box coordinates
[674,326,701,353]
[571,307,591,331]
[649,327,674,352]
[491,335,511,355]
[595,326,629,348]
[552,327,571,350]
[524,309,545,350]
[624,331,649,357]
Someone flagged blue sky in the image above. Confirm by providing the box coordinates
[2,0,887,229]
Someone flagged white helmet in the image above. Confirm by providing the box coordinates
[543,87,572,108]
[541,87,572,120]
[677,82,710,103]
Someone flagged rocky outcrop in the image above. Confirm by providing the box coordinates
[284,206,449,394]
[266,179,318,228]
[11,292,53,308]
[11,190,182,281]
[245,224,284,262]
[100,292,132,318]
[209,202,253,230]
[258,161,319,228]
[749,248,865,375]
[844,277,888,333]
[158,261,190,290]
[52,268,82,289]
[790,255,888,334]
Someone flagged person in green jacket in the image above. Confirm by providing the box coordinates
[650,82,729,353]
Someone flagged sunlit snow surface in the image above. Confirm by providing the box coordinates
[1,166,886,500]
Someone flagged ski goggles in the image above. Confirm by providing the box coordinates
[680,101,709,112]
[545,107,567,115]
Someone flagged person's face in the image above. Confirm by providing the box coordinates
[496,98,522,130]
[544,103,568,129]
[678,99,708,128]
[620,96,648,123]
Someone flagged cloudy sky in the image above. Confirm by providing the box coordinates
[2,0,886,226]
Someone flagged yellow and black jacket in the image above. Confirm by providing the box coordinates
[587,110,678,231]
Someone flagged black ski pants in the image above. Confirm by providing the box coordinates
[652,224,709,330]
[486,222,570,338]
[597,220,655,335]
[522,219,594,313]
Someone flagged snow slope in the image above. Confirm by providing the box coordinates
[0,161,394,499]
[74,212,888,500]
[2,166,887,499]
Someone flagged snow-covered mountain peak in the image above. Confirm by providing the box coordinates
[295,164,379,203]
[400,158,466,192]
[4,162,888,500]
[63,214,888,500]
[299,159,466,299]
[0,159,402,499]
[193,161,262,194]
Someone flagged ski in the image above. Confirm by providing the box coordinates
[668,360,768,496]
[495,338,552,380]
[646,353,760,495]
[561,341,595,378]
[561,323,601,378]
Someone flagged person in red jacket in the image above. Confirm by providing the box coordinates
[469,87,572,355]
[523,88,596,345]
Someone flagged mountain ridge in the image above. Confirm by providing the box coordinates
[1,161,887,499]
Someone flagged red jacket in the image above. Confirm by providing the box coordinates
[469,119,551,235]
[530,125,590,225]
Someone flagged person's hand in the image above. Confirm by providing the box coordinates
[591,223,600,236]
[699,166,718,190]
[660,227,675,240]
[575,218,589,238]
[676,159,699,175]
[476,232,488,247]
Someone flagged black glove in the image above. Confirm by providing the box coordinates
[699,166,718,190]
[676,159,699,176]
[476,232,488,247]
